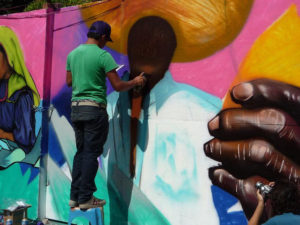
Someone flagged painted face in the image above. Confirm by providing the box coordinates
[0,51,9,80]
[127,16,176,88]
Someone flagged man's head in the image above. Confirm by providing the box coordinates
[268,180,300,216]
[127,16,177,89]
[87,21,113,48]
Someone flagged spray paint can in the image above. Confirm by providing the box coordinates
[133,72,147,93]
[21,219,28,225]
[5,218,12,225]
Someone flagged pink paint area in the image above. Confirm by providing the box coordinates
[50,6,88,98]
[170,0,300,99]
[0,9,46,97]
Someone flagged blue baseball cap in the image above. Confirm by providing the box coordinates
[88,21,113,42]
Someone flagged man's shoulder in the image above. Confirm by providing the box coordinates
[85,46,113,60]
[67,45,82,59]
[98,49,113,58]
[69,44,105,55]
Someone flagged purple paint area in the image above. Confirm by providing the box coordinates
[104,46,130,95]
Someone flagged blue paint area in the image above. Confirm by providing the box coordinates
[17,101,43,184]
[211,185,247,225]
[19,163,39,184]
[48,123,66,167]
[51,85,72,122]
[35,102,42,137]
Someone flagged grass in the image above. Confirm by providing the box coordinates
[24,0,99,12]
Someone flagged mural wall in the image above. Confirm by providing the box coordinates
[0,10,45,219]
[0,0,299,224]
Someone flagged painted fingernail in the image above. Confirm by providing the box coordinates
[208,116,219,131]
[204,142,211,156]
[232,82,253,101]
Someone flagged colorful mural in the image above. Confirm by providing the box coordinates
[0,15,45,219]
[0,0,299,224]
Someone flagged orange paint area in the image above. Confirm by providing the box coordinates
[130,95,143,178]
[223,5,300,109]
[80,0,253,62]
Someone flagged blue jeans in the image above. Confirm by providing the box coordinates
[70,106,108,203]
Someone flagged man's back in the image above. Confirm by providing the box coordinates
[67,44,117,105]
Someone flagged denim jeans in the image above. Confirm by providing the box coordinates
[70,106,109,203]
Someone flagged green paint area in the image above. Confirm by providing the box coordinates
[0,159,169,224]
[0,163,39,219]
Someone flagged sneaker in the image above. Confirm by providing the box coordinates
[69,199,79,208]
[79,196,106,209]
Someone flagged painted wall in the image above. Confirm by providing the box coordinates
[0,10,45,219]
[0,0,300,224]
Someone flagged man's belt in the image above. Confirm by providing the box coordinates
[71,101,106,109]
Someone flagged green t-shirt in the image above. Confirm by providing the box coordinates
[66,44,118,105]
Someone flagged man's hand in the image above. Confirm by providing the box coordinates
[256,189,264,204]
[204,78,300,220]
[132,72,146,87]
[107,70,146,92]
[247,190,265,225]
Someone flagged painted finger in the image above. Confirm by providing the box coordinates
[231,79,300,121]
[204,139,300,184]
[208,108,300,161]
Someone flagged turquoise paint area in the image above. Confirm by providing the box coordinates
[154,176,198,202]
[35,101,42,136]
[106,166,170,225]
[48,166,169,225]
[0,163,38,219]
[153,131,199,202]
[176,82,222,113]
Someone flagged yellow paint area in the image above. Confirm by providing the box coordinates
[223,5,300,109]
[80,0,253,62]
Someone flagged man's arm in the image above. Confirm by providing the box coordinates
[107,70,145,92]
[66,71,72,87]
[248,190,265,225]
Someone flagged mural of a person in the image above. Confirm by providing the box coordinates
[40,0,299,224]
[102,16,222,225]
[0,26,41,169]
[204,5,300,223]
[78,1,254,224]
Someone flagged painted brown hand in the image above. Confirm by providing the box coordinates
[204,78,300,219]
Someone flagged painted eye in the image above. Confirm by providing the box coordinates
[81,0,253,62]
